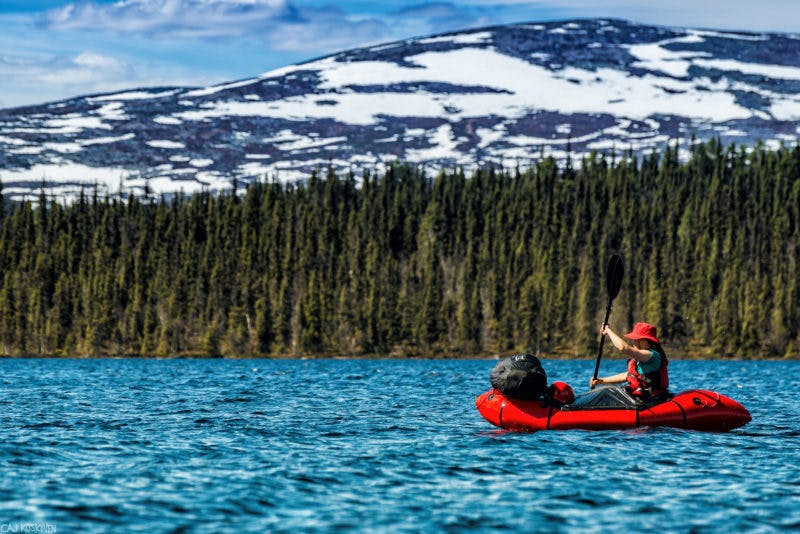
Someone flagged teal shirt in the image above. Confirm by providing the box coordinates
[637,350,661,375]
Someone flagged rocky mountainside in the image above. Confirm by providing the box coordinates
[2,18,800,200]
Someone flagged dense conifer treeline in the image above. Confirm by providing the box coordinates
[0,140,798,358]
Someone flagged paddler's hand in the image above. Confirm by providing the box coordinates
[590,377,602,388]
[600,324,610,336]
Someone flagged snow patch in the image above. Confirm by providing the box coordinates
[770,97,800,119]
[419,31,493,45]
[45,116,109,132]
[80,133,135,145]
[555,123,572,134]
[9,146,43,155]
[0,135,28,145]
[626,35,711,78]
[262,130,305,144]
[147,140,185,149]
[406,124,461,162]
[693,58,800,80]
[89,90,177,102]
[476,125,506,149]
[1,162,128,192]
[43,142,83,153]
[184,77,260,98]
[169,60,757,126]
[154,116,183,125]
[691,29,768,42]
[276,136,348,152]
[96,103,128,121]
[190,158,214,167]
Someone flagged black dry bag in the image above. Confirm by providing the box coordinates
[490,353,547,400]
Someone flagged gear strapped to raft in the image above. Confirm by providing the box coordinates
[490,354,547,401]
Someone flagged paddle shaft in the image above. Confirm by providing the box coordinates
[591,254,623,389]
[591,301,613,387]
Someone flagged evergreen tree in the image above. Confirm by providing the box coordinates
[0,141,796,358]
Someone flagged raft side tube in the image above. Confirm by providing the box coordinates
[476,388,751,432]
[548,408,637,430]
[668,389,751,432]
[476,389,551,431]
[475,389,505,428]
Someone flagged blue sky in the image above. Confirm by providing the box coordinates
[1,0,799,109]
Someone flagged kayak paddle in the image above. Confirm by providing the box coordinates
[591,254,624,389]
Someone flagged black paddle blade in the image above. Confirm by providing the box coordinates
[606,254,624,300]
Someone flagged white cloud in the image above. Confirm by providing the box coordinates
[36,52,130,85]
[0,51,127,95]
[265,14,388,52]
[460,0,800,33]
[46,0,294,37]
[42,0,395,53]
[0,49,217,108]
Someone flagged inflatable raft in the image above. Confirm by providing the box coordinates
[476,385,751,432]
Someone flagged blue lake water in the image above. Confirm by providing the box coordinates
[1,358,798,532]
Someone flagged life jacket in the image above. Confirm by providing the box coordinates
[626,350,669,398]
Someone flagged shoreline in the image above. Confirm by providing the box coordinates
[0,352,795,361]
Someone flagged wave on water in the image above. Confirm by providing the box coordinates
[0,358,797,531]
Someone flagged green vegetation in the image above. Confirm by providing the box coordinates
[0,140,798,358]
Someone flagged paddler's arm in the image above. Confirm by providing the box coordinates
[590,372,627,388]
[601,325,652,362]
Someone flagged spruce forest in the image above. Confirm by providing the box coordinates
[0,140,798,358]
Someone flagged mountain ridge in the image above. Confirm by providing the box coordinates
[2,17,800,200]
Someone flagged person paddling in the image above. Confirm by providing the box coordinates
[589,322,669,400]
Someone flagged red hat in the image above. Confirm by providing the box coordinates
[625,322,661,344]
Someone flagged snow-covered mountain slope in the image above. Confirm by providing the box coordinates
[2,18,800,200]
